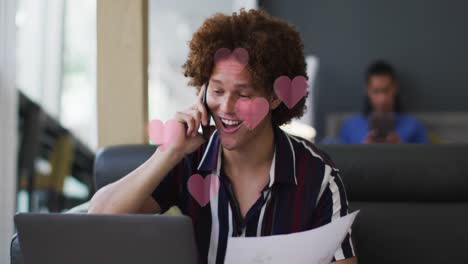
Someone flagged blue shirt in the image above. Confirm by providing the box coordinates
[339,113,428,144]
[152,125,356,263]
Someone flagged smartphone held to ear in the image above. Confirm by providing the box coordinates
[201,83,212,140]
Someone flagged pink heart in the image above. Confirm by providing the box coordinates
[235,97,269,130]
[274,75,308,109]
[214,47,249,73]
[148,119,183,151]
[187,174,220,207]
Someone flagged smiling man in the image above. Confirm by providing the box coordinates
[89,9,357,264]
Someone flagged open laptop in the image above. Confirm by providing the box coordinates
[14,213,198,264]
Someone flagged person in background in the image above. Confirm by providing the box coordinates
[339,60,428,144]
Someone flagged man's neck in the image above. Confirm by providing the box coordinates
[222,123,275,180]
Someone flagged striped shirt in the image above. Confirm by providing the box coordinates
[152,125,356,263]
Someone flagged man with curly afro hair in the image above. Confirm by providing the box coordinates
[89,9,357,264]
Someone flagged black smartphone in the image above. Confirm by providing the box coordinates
[370,112,396,140]
[201,82,212,140]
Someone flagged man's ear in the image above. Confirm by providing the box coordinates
[270,93,282,110]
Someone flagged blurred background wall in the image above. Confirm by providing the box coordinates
[0,0,18,262]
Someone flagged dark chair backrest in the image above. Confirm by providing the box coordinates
[93,144,468,263]
[93,145,156,190]
[319,144,468,264]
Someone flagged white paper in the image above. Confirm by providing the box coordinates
[224,211,359,264]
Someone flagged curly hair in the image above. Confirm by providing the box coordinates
[183,9,308,126]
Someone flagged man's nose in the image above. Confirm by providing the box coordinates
[219,96,237,114]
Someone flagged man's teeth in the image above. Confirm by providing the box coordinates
[221,118,242,126]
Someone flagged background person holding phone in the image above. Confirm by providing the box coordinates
[339,60,428,144]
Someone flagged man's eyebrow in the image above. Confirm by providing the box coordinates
[234,83,252,89]
[210,78,252,89]
[210,78,223,84]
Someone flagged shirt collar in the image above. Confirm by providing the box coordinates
[197,126,297,186]
[197,130,220,172]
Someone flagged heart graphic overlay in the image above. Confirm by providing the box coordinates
[234,97,269,130]
[187,174,220,207]
[148,119,184,151]
[214,47,249,74]
[273,75,308,109]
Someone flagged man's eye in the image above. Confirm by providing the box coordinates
[239,94,251,98]
[214,90,223,94]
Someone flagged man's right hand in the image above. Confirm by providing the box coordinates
[168,85,211,155]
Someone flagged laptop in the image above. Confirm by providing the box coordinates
[14,213,198,264]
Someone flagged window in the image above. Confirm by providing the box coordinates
[148,0,234,121]
[16,0,97,150]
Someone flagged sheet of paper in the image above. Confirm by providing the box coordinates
[224,211,359,264]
